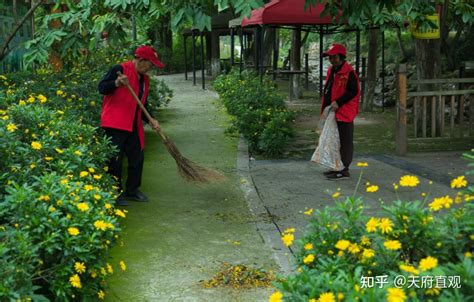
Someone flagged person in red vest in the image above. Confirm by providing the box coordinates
[99,45,164,206]
[321,43,361,180]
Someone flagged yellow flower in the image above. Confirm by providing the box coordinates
[30,163,36,169]
[386,287,406,302]
[6,123,17,132]
[97,290,105,299]
[337,293,344,301]
[69,274,82,288]
[332,191,341,198]
[55,148,64,154]
[362,249,375,259]
[399,264,419,275]
[269,291,283,302]
[94,194,102,200]
[94,220,108,231]
[31,141,42,150]
[115,209,126,218]
[74,262,86,274]
[429,195,453,211]
[366,217,379,232]
[281,233,294,247]
[360,236,371,246]
[318,292,336,302]
[451,175,467,189]
[303,254,315,264]
[105,203,112,209]
[357,162,368,167]
[106,263,113,274]
[79,171,88,177]
[84,184,94,191]
[348,243,360,254]
[284,228,296,233]
[378,218,393,234]
[68,227,80,236]
[465,252,472,258]
[93,174,103,180]
[399,175,420,187]
[366,185,379,193]
[77,203,89,212]
[419,256,438,271]
[37,94,47,103]
[425,288,440,296]
[19,100,26,106]
[384,240,402,250]
[304,243,314,250]
[74,150,82,156]
[304,208,313,215]
[119,260,126,271]
[56,89,64,96]
[44,156,53,161]
[335,240,351,251]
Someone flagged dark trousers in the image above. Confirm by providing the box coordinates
[103,125,144,195]
[337,121,354,171]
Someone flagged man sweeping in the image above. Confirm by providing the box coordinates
[321,43,360,180]
[99,45,164,206]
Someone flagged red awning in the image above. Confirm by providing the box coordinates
[241,0,338,27]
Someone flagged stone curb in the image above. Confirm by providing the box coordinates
[236,136,294,276]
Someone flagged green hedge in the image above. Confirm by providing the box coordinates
[213,69,294,157]
[271,154,474,302]
[0,50,172,300]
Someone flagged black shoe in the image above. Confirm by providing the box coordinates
[124,190,149,202]
[326,170,350,180]
[115,195,129,206]
[323,170,338,176]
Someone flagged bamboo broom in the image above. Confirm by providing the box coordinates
[120,74,225,184]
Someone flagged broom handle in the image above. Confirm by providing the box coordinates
[118,72,167,142]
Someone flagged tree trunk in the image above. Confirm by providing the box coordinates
[290,28,302,100]
[396,28,408,62]
[210,30,220,78]
[363,29,378,112]
[263,27,275,68]
[415,38,441,135]
[206,33,212,75]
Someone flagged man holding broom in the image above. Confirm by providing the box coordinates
[99,45,164,206]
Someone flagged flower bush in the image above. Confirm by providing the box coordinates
[213,69,295,157]
[271,151,474,302]
[0,56,158,300]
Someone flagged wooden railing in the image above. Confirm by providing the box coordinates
[396,64,474,155]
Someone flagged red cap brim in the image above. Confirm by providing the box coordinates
[149,57,165,68]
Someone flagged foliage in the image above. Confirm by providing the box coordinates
[0,65,136,299]
[213,69,294,157]
[148,76,174,114]
[272,154,474,301]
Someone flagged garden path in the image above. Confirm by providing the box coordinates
[105,73,278,301]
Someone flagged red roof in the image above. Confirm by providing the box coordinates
[241,0,339,27]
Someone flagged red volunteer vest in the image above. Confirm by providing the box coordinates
[101,61,149,149]
[321,61,361,123]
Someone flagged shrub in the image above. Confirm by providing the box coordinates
[271,153,474,301]
[213,69,294,157]
[0,64,139,299]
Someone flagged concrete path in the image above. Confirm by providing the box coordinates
[105,73,278,302]
[246,149,473,268]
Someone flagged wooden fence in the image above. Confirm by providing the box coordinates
[396,64,474,155]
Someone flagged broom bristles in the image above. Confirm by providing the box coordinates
[162,135,226,184]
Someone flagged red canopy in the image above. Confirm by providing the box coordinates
[241,0,338,27]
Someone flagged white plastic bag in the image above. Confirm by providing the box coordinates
[311,106,344,171]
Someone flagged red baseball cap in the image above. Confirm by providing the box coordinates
[322,43,347,57]
[135,46,165,68]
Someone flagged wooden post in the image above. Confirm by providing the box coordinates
[396,64,408,156]
[459,95,465,137]
[183,35,188,80]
